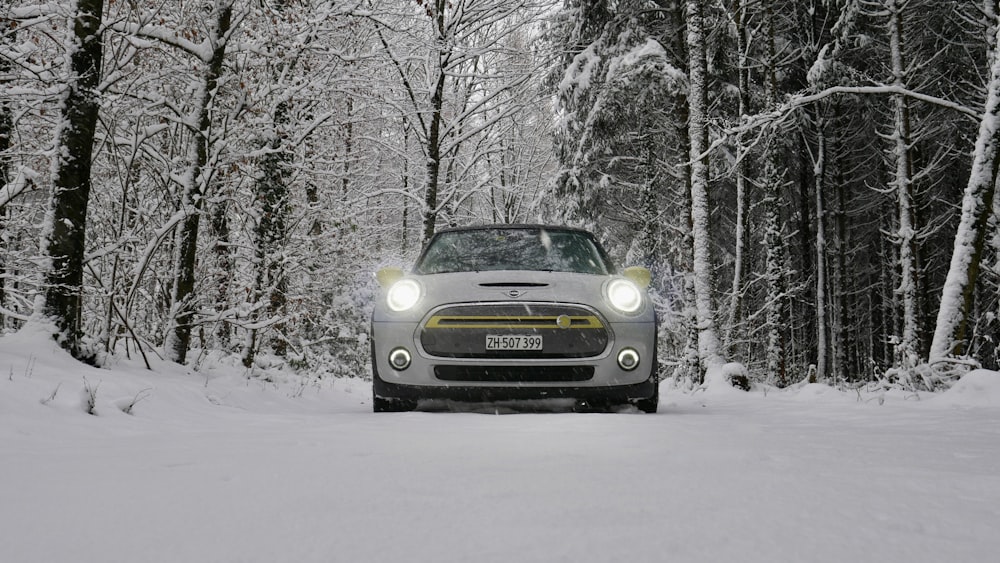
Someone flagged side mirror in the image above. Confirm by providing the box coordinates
[376,267,405,287]
[623,266,652,289]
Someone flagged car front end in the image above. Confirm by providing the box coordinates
[370,226,659,412]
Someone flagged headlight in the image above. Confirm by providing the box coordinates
[386,279,421,312]
[606,278,643,314]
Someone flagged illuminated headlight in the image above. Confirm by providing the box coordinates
[617,348,640,371]
[389,348,412,370]
[386,279,421,312]
[606,278,643,314]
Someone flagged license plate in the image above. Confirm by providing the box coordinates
[486,334,543,351]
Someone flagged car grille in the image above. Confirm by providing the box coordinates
[419,303,610,359]
[434,365,595,383]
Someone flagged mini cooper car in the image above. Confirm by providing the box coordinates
[370,225,658,412]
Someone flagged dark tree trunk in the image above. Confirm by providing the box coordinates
[0,16,13,329]
[422,2,448,244]
[41,0,104,360]
[166,3,232,364]
[244,98,291,367]
[422,69,446,244]
[243,0,304,366]
[211,198,233,350]
[725,0,749,355]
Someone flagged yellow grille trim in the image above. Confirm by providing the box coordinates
[425,315,604,330]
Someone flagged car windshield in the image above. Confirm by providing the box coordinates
[415,228,612,275]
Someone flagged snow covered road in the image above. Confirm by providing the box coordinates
[4,359,999,563]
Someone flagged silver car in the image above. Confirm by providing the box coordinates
[370,225,658,412]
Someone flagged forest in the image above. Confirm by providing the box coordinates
[1,0,998,390]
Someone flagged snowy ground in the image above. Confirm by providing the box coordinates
[2,326,1000,563]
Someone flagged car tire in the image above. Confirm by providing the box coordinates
[629,395,658,413]
[629,373,659,413]
[574,399,613,413]
[373,394,418,413]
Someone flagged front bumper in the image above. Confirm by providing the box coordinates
[371,313,657,402]
[373,372,658,403]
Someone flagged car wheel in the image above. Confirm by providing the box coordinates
[629,395,658,413]
[373,394,418,413]
[629,374,659,413]
[574,399,613,413]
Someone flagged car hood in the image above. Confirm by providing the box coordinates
[419,270,605,305]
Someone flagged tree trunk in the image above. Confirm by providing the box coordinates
[211,198,232,350]
[929,19,1000,369]
[422,69,446,244]
[888,0,920,371]
[763,157,786,386]
[39,0,105,360]
[164,2,233,364]
[725,0,749,355]
[244,97,292,368]
[813,116,828,383]
[422,2,448,245]
[761,0,787,386]
[832,102,849,383]
[685,0,724,372]
[0,15,12,329]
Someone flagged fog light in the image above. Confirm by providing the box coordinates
[617,348,640,371]
[389,348,411,371]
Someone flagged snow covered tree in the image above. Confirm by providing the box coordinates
[811,111,830,383]
[376,0,550,244]
[0,11,12,330]
[885,0,920,375]
[759,0,791,386]
[685,0,725,373]
[929,11,1000,375]
[723,0,751,356]
[159,1,237,364]
[37,0,105,360]
[241,0,297,367]
[551,1,687,249]
[550,1,696,378]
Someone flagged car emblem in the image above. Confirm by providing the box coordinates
[506,289,524,298]
[556,315,572,329]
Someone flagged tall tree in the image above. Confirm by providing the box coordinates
[0,10,13,329]
[724,0,751,356]
[378,0,549,244]
[686,0,725,373]
[242,0,297,366]
[886,0,920,374]
[163,1,235,364]
[38,0,105,360]
[811,110,830,382]
[929,14,1000,373]
[760,0,790,386]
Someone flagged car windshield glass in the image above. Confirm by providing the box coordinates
[415,228,611,275]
